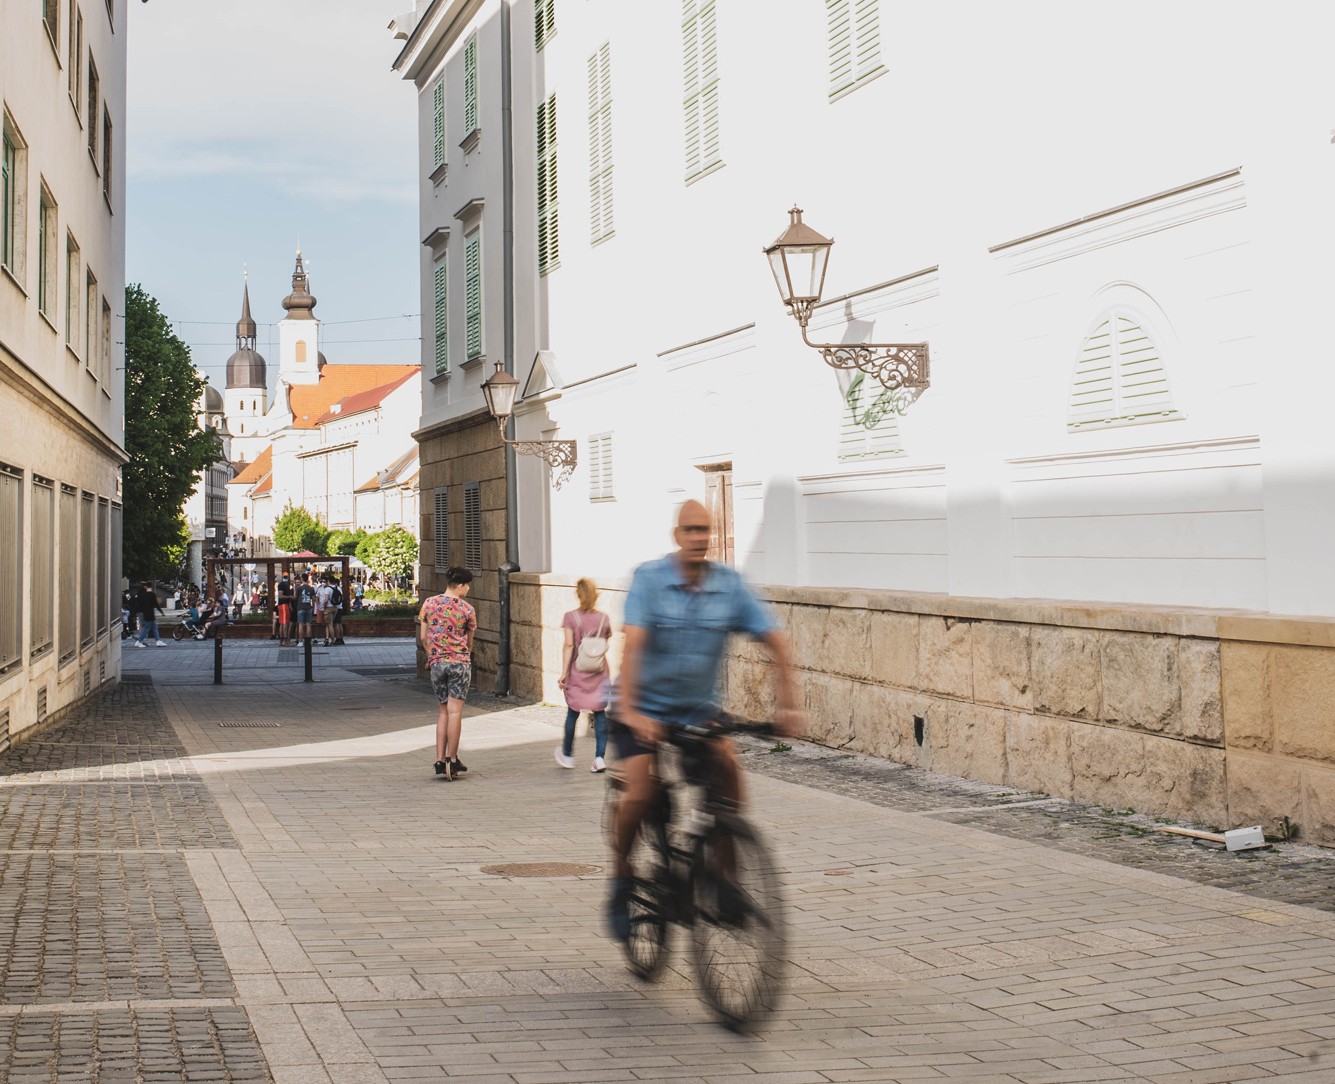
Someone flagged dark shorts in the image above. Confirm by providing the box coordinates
[296,608,313,624]
[430,661,472,703]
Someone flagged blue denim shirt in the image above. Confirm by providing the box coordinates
[622,555,776,721]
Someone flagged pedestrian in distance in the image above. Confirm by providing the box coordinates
[556,578,613,773]
[420,566,477,782]
[324,576,341,643]
[315,576,334,645]
[352,581,364,612]
[295,574,317,643]
[131,581,166,647]
[604,499,806,943]
[276,578,296,647]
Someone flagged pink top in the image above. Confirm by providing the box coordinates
[562,608,612,712]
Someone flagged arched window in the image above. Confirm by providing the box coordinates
[1069,301,1179,431]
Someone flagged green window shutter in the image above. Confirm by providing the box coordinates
[587,43,613,243]
[588,433,614,500]
[837,374,902,460]
[682,1,720,182]
[1,133,12,269]
[465,233,482,359]
[464,36,478,133]
[854,0,881,77]
[1068,312,1177,430]
[535,0,556,50]
[37,196,48,312]
[433,260,448,375]
[537,94,560,274]
[432,78,445,169]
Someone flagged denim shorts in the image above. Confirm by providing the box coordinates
[296,608,313,624]
[430,661,472,703]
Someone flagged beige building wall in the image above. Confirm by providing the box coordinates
[417,414,507,687]
[513,574,1335,848]
[0,1,128,745]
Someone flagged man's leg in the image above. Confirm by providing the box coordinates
[612,751,657,879]
[444,697,464,760]
[435,701,449,763]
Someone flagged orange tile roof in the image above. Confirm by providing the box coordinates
[252,474,274,495]
[315,371,418,426]
[228,445,272,486]
[288,364,420,429]
[354,448,418,494]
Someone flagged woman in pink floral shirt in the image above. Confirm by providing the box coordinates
[419,567,476,781]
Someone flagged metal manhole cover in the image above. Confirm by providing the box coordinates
[481,862,601,878]
[218,721,281,728]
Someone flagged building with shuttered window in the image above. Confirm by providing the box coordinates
[0,0,127,747]
[394,0,1335,842]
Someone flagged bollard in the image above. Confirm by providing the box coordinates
[304,635,313,682]
[213,635,223,684]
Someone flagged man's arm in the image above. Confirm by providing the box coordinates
[617,624,663,745]
[758,628,805,739]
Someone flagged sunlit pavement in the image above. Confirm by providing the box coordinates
[1,637,1333,1083]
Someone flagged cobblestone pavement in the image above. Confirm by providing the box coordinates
[0,638,1331,1083]
[732,740,1335,915]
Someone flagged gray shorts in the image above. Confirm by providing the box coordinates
[430,661,472,703]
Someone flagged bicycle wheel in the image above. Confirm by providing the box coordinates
[172,625,186,641]
[690,813,787,1029]
[622,812,672,981]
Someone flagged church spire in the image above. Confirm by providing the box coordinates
[236,280,257,348]
[281,249,317,320]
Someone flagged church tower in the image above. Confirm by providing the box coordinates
[277,250,326,386]
[223,280,269,465]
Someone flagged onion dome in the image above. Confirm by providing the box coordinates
[225,282,268,390]
[281,250,317,320]
[202,385,224,412]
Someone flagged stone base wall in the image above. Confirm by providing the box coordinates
[510,574,1335,847]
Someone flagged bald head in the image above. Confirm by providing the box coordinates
[673,499,712,571]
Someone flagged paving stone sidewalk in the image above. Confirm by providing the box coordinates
[0,639,1332,1083]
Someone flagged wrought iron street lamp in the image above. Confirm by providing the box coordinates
[481,361,578,489]
[765,207,930,393]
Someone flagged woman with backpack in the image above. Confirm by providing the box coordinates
[555,578,613,773]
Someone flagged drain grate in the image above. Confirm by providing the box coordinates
[121,673,153,684]
[481,862,602,878]
[218,721,281,729]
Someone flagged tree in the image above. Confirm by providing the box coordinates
[122,285,222,580]
[327,528,368,556]
[272,503,329,554]
[361,525,418,582]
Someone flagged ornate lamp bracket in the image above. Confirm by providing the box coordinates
[799,318,931,393]
[494,420,578,489]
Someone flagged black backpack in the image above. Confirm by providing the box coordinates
[329,585,342,608]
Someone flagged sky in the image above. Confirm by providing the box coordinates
[125,0,422,394]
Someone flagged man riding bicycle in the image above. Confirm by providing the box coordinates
[607,499,805,942]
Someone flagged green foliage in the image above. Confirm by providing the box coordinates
[354,532,376,565]
[271,503,329,554]
[326,528,368,557]
[121,285,222,580]
[360,525,418,581]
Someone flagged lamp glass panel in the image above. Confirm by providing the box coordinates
[767,249,793,304]
[482,371,519,420]
[784,246,825,302]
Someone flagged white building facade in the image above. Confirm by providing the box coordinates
[0,0,127,745]
[400,0,1335,841]
[224,257,421,557]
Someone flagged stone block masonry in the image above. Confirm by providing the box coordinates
[513,573,1335,847]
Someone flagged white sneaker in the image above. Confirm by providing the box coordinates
[155,640,166,646]
[134,641,146,648]
[554,747,574,769]
[591,757,607,773]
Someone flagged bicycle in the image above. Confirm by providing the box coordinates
[604,712,787,1030]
